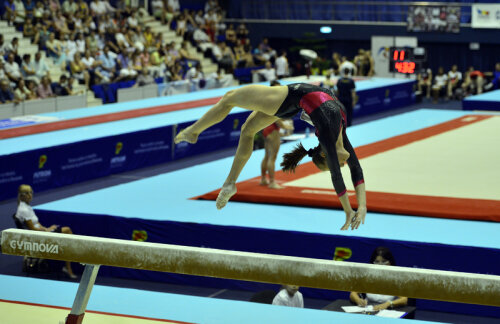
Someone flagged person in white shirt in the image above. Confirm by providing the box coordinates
[254,61,276,82]
[432,66,448,103]
[339,56,357,77]
[272,285,304,308]
[15,184,77,279]
[167,0,180,13]
[4,53,22,81]
[275,50,289,79]
[447,64,462,99]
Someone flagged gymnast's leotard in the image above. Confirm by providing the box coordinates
[275,83,364,197]
[262,123,279,137]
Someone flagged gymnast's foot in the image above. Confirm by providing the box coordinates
[174,127,198,144]
[216,183,237,210]
[259,178,269,186]
[268,181,283,189]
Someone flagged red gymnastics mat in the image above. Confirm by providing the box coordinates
[195,115,500,222]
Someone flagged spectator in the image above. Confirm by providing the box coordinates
[34,24,51,51]
[13,0,26,26]
[336,67,357,127]
[33,51,50,80]
[225,24,237,48]
[143,26,155,51]
[194,10,205,27]
[234,43,254,68]
[275,50,289,79]
[21,54,38,83]
[272,285,304,308]
[23,18,36,41]
[447,65,462,99]
[0,35,7,58]
[70,53,90,88]
[4,0,16,25]
[14,79,34,101]
[26,80,39,99]
[46,33,67,69]
[4,53,22,82]
[15,184,77,279]
[339,56,357,77]
[169,61,184,81]
[431,66,448,103]
[53,10,71,35]
[77,0,89,16]
[24,0,35,20]
[236,23,249,45]
[185,64,204,83]
[4,38,20,64]
[33,1,44,24]
[37,75,55,98]
[90,0,115,16]
[116,49,136,80]
[136,67,154,86]
[62,0,78,15]
[462,66,485,95]
[417,67,432,99]
[0,79,17,104]
[179,41,200,66]
[490,63,500,90]
[97,46,117,82]
[350,247,408,311]
[176,13,187,38]
[332,52,342,70]
[66,33,79,62]
[215,41,235,72]
[151,0,166,24]
[52,74,70,96]
[254,61,276,82]
[75,33,86,54]
[208,66,234,88]
[167,0,180,14]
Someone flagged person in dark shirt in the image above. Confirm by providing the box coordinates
[0,79,16,103]
[336,68,357,126]
[51,75,70,96]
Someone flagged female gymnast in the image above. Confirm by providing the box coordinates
[175,83,366,230]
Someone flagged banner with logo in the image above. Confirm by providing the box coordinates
[472,4,500,29]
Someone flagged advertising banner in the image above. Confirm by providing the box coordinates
[472,4,500,29]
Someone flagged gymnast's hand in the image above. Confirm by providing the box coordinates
[352,206,367,230]
[341,210,357,231]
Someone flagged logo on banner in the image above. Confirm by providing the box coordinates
[132,230,148,242]
[477,9,490,17]
[333,247,352,261]
[377,46,389,59]
[383,89,392,105]
[115,142,123,155]
[230,118,241,140]
[9,240,59,254]
[38,155,47,169]
[111,142,126,167]
[33,154,51,183]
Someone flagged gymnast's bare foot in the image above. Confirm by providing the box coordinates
[174,127,198,144]
[259,178,269,186]
[216,183,237,210]
[268,181,283,189]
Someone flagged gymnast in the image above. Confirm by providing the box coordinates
[175,82,366,230]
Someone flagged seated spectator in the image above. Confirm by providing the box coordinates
[236,23,249,45]
[432,67,448,103]
[4,37,21,64]
[75,33,86,54]
[461,66,486,96]
[97,46,117,82]
[256,38,276,62]
[179,41,200,66]
[33,1,44,24]
[185,64,204,83]
[417,67,432,99]
[70,53,90,89]
[14,79,34,102]
[26,80,39,99]
[4,53,22,82]
[34,24,51,51]
[13,0,27,27]
[0,79,17,104]
[350,246,408,311]
[53,10,71,35]
[24,0,35,21]
[23,18,36,41]
[62,0,78,16]
[176,13,187,38]
[46,33,67,69]
[15,184,77,279]
[447,65,462,99]
[4,0,16,25]
[215,41,235,72]
[253,61,276,82]
[33,52,50,80]
[489,63,500,90]
[234,43,254,68]
[225,24,237,48]
[272,285,304,308]
[90,0,115,16]
[151,0,166,24]
[135,67,154,86]
[37,75,55,98]
[52,74,70,96]
[21,54,38,84]
[194,9,205,28]
[116,50,137,80]
[77,0,89,16]
[208,66,234,88]
[169,61,184,81]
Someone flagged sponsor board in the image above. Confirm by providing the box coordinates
[9,240,59,254]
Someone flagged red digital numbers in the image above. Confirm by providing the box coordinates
[394,61,415,74]
[393,50,406,61]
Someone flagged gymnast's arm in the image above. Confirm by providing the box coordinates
[343,130,367,226]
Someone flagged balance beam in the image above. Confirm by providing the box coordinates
[1,229,499,307]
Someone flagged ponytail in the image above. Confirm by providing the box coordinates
[281,143,325,173]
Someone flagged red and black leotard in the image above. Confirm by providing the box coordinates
[262,123,280,138]
[275,83,364,197]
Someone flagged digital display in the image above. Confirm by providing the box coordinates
[389,47,426,74]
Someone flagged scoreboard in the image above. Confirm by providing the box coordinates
[389,47,427,74]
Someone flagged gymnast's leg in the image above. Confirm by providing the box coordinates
[216,111,279,209]
[265,130,283,189]
[174,85,287,144]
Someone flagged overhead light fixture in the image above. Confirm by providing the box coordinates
[320,26,332,34]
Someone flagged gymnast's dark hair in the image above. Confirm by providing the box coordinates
[370,246,396,266]
[281,142,324,173]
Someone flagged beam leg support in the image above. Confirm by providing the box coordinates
[65,264,100,324]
